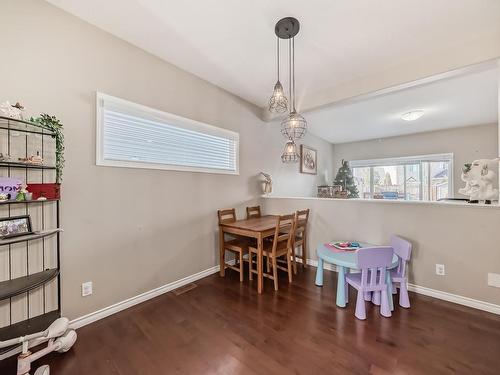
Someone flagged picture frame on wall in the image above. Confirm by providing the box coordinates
[300,145,317,175]
[0,215,33,238]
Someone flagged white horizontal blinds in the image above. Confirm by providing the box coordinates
[99,95,238,173]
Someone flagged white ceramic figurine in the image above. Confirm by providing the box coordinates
[459,158,499,203]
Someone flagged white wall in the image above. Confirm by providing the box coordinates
[0,0,334,321]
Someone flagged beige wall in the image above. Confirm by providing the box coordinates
[0,0,334,320]
[332,124,499,197]
[263,197,500,306]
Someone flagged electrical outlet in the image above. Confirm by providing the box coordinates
[488,273,500,288]
[82,281,93,297]
[435,264,445,276]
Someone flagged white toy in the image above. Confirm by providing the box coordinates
[0,101,24,119]
[0,317,77,375]
[459,158,499,203]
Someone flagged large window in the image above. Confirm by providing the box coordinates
[350,154,453,201]
[96,93,239,174]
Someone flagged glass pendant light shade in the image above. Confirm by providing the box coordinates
[280,110,307,139]
[281,138,300,163]
[269,81,288,113]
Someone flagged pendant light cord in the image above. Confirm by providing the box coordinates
[276,36,280,81]
[292,37,296,112]
[288,38,292,113]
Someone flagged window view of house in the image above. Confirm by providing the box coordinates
[351,156,451,201]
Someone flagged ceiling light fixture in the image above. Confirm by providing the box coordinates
[272,17,307,163]
[401,110,425,121]
[281,138,300,163]
[268,37,288,113]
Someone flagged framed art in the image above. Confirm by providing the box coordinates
[0,215,33,238]
[300,145,317,174]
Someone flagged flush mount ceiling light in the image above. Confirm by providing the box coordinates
[401,110,425,121]
[281,138,300,163]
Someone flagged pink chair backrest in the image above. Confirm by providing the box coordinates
[356,246,394,289]
[390,235,412,276]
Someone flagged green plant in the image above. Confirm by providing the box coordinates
[30,114,65,183]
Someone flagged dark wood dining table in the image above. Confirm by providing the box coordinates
[219,215,279,293]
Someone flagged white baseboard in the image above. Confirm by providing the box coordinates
[407,284,500,315]
[70,265,220,329]
[306,258,500,315]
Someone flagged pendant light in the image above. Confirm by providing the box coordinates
[281,138,300,163]
[280,36,307,140]
[268,37,288,113]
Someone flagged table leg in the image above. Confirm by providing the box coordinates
[386,270,394,311]
[219,226,225,277]
[257,235,263,294]
[315,257,324,286]
[336,266,347,308]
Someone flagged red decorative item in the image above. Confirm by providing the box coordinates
[26,183,61,200]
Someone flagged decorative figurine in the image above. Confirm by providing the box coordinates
[260,172,272,195]
[459,158,499,204]
[18,151,44,165]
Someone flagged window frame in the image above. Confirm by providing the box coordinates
[350,153,454,201]
[96,92,240,175]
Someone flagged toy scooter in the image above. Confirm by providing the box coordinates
[0,317,77,375]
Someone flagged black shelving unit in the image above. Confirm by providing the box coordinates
[0,116,62,347]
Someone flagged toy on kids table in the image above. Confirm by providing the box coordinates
[459,158,499,204]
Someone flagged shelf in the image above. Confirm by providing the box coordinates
[0,269,59,301]
[0,161,56,170]
[0,198,59,206]
[0,310,60,343]
[0,116,55,136]
[0,228,62,246]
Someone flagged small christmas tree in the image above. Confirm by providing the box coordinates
[334,159,359,198]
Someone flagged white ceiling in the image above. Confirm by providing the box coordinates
[304,65,499,143]
[47,0,500,111]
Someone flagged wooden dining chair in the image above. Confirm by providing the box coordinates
[248,214,296,291]
[291,209,310,274]
[246,205,261,219]
[218,208,250,282]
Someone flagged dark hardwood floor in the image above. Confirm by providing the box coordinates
[1,267,500,374]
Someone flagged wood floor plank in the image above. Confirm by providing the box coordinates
[1,268,499,374]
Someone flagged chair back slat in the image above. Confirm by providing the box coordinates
[294,209,309,237]
[390,235,412,276]
[357,246,393,289]
[246,205,261,219]
[271,214,296,256]
[218,208,236,225]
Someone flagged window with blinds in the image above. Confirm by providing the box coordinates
[96,93,239,174]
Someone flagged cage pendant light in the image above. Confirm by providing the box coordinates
[268,37,288,113]
[280,36,307,140]
[281,138,300,163]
